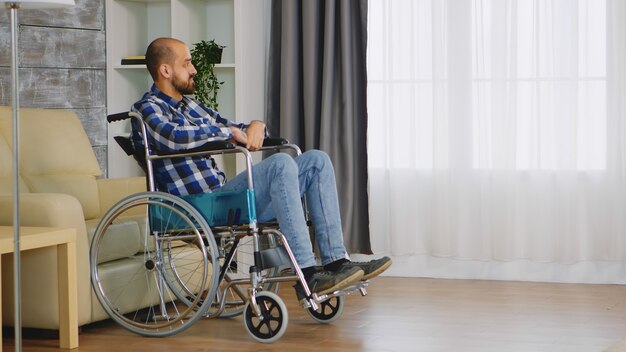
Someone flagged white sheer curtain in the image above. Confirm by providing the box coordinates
[367,0,626,283]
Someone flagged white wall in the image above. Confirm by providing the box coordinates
[234,0,271,124]
[233,0,271,169]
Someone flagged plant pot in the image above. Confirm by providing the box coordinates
[207,47,223,64]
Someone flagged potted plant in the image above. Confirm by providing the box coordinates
[191,39,226,110]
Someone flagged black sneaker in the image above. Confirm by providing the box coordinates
[304,266,364,295]
[339,256,392,280]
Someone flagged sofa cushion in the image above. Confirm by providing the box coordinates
[96,177,146,218]
[24,175,100,219]
[93,220,142,264]
[88,213,155,256]
[0,132,28,194]
[0,107,102,219]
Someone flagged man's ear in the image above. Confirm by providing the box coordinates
[158,64,171,79]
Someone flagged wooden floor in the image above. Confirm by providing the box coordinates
[5,277,626,352]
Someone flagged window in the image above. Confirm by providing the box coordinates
[368,0,607,171]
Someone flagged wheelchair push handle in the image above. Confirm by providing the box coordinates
[107,111,135,123]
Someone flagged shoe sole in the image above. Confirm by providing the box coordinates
[317,269,364,295]
[361,259,393,281]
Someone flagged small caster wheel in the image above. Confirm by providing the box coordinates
[243,291,288,343]
[307,296,344,324]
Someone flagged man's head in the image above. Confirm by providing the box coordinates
[145,38,197,100]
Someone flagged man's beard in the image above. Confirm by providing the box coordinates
[173,76,195,95]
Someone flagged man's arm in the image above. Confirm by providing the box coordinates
[174,97,267,151]
[133,99,233,152]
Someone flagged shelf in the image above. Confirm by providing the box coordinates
[114,63,235,69]
[115,0,169,3]
[106,0,239,178]
[114,64,147,69]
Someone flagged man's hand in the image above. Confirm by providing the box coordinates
[245,120,266,151]
[229,120,265,151]
[229,126,248,145]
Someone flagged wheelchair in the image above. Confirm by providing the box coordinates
[89,111,368,343]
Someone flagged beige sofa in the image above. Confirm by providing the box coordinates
[0,106,145,330]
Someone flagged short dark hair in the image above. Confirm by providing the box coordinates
[145,38,183,80]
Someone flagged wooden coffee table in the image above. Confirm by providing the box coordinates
[0,226,78,349]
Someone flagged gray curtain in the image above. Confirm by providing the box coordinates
[266,0,371,253]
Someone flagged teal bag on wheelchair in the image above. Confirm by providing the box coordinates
[149,189,257,230]
[182,189,257,226]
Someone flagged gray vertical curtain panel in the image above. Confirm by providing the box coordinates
[266,0,371,253]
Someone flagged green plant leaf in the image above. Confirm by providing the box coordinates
[191,39,226,110]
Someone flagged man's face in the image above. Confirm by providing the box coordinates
[170,43,197,95]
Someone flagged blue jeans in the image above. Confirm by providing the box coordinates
[218,150,348,268]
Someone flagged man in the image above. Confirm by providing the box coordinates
[131,37,391,295]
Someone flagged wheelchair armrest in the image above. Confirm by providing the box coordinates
[260,137,301,155]
[263,138,289,147]
[155,140,236,156]
[234,138,290,149]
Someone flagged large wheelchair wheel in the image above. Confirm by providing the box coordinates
[243,291,288,343]
[90,192,220,337]
[209,232,281,318]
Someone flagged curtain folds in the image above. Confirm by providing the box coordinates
[367,0,626,283]
[266,0,372,253]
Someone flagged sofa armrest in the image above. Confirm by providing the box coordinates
[96,177,146,218]
[0,193,86,231]
[0,193,93,328]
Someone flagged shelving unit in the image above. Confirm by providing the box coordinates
[105,0,241,178]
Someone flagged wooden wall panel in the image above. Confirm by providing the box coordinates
[0,24,8,66]
[0,0,104,30]
[0,25,106,86]
[0,0,108,174]
[19,27,106,69]
[76,107,107,146]
[93,145,107,177]
[0,68,105,108]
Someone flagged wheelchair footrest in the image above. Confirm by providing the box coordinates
[296,280,370,308]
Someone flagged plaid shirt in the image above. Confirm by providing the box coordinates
[131,84,248,195]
